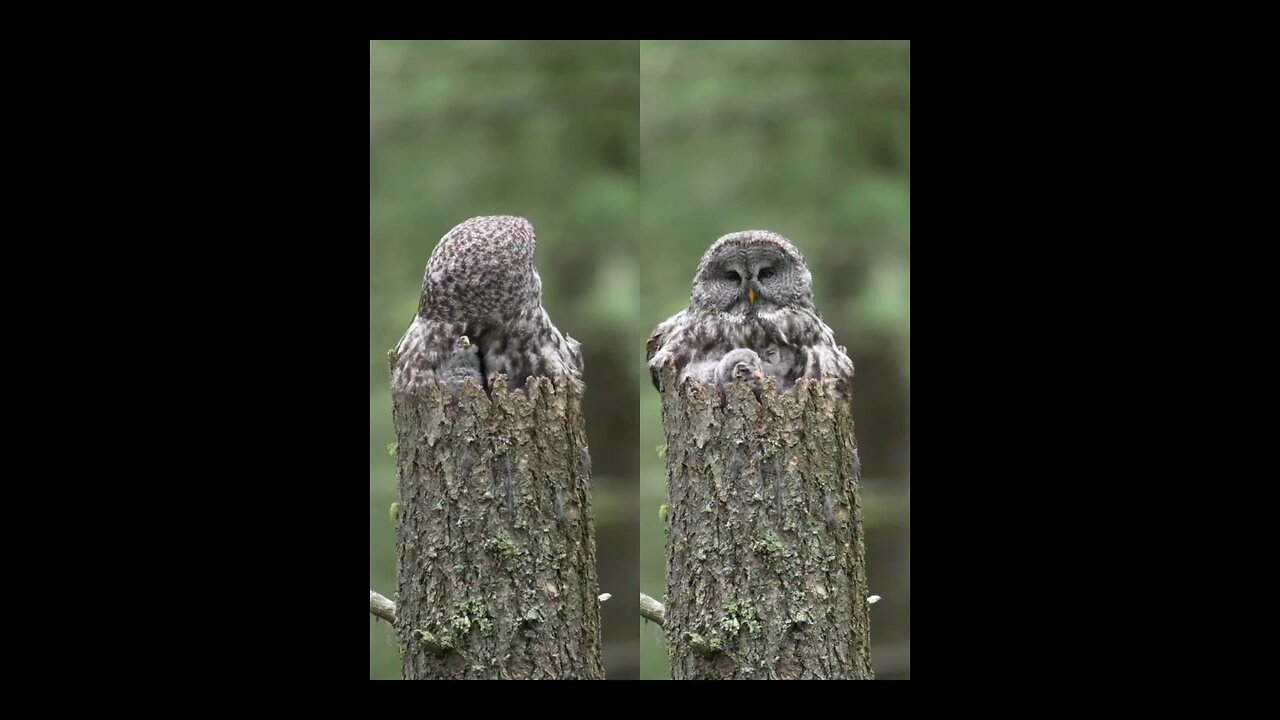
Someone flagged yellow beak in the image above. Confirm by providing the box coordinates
[747,288,756,304]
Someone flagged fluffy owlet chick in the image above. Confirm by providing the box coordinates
[647,230,853,393]
[390,216,584,395]
[685,347,765,392]
[717,348,765,389]
[438,335,483,388]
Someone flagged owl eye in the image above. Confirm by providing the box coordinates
[758,267,775,280]
[725,270,741,283]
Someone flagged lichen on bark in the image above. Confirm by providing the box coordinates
[392,376,604,679]
[659,367,873,679]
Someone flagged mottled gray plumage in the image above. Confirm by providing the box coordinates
[647,230,853,393]
[390,216,584,395]
[438,335,483,387]
[716,348,764,388]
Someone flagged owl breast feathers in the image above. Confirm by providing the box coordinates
[646,230,853,393]
[390,216,584,395]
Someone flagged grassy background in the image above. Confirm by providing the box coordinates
[638,40,911,679]
[369,40,641,679]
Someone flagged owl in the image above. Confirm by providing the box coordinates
[438,334,483,388]
[646,230,853,394]
[390,216,584,395]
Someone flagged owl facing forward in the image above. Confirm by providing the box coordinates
[646,230,853,394]
[390,216,583,395]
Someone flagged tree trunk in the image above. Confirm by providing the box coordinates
[391,376,605,679]
[659,369,873,679]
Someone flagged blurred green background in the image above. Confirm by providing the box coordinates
[638,40,911,679]
[371,40,909,681]
[370,40,641,679]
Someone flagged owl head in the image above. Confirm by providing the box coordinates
[690,230,814,316]
[420,215,542,322]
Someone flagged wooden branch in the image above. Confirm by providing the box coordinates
[640,593,666,628]
[371,589,668,630]
[635,592,874,632]
[370,589,397,625]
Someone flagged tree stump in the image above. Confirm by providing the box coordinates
[659,367,873,679]
[391,376,605,679]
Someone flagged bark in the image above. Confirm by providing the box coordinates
[391,376,604,679]
[659,368,873,679]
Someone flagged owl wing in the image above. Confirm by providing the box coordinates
[477,304,586,392]
[390,315,462,395]
[646,310,687,391]
[564,332,585,376]
[803,314,855,386]
[534,306,585,386]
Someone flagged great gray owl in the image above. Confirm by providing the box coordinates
[390,216,584,395]
[646,230,853,393]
